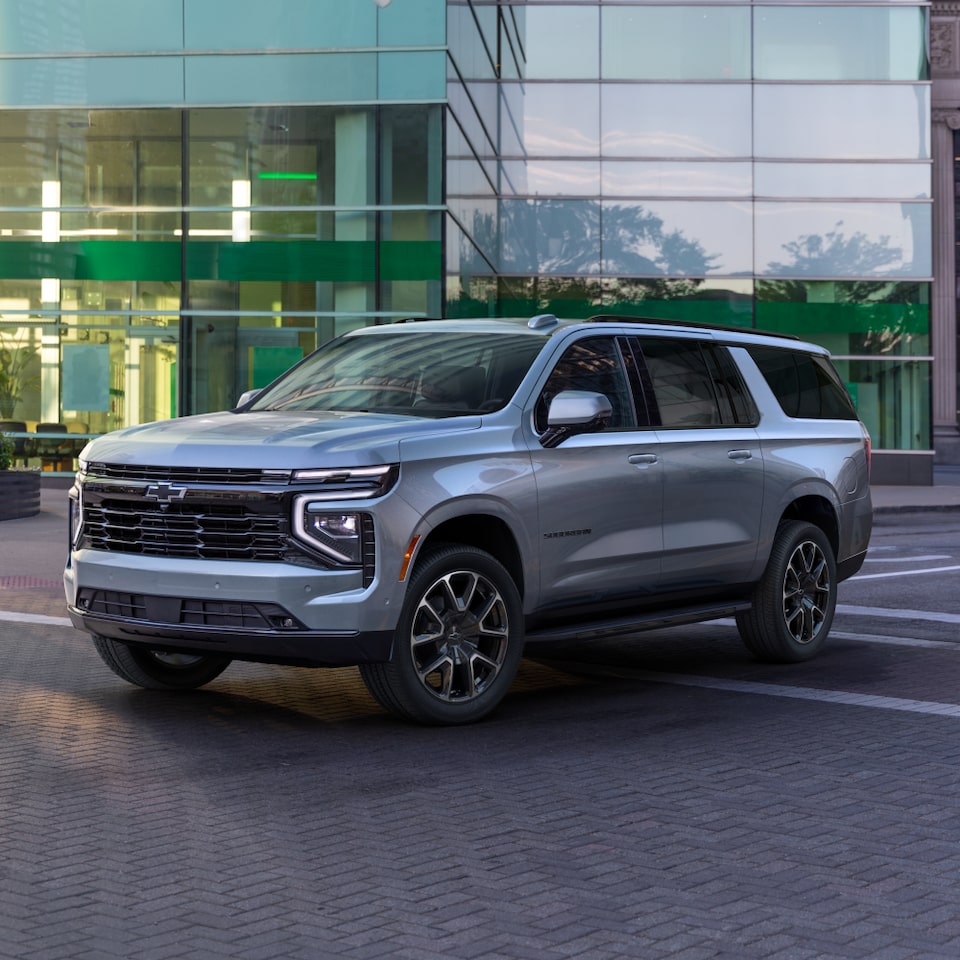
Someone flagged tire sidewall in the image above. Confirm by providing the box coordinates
[389,544,525,724]
[767,521,837,659]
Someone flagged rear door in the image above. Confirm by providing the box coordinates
[632,336,766,591]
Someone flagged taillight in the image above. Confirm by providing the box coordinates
[863,425,871,480]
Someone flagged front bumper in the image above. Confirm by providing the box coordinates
[64,549,400,666]
[67,601,393,666]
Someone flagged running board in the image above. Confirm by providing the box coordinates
[524,601,750,645]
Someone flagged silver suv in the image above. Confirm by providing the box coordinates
[64,315,873,724]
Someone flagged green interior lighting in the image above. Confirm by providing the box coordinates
[257,172,317,180]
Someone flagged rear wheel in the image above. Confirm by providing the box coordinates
[92,634,231,690]
[736,520,837,663]
[359,544,524,724]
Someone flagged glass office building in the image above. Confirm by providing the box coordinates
[0,0,934,481]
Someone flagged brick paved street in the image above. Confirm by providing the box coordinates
[1,490,960,959]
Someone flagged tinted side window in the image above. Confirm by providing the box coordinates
[534,337,636,432]
[636,338,721,427]
[748,347,857,420]
[703,345,758,425]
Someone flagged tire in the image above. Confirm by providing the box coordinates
[92,634,231,690]
[736,520,837,663]
[359,544,524,724]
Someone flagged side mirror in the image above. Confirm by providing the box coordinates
[235,388,262,409]
[540,390,613,448]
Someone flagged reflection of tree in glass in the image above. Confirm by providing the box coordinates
[501,200,719,276]
[602,205,719,277]
[767,222,902,276]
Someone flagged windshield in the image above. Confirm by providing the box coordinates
[248,331,545,417]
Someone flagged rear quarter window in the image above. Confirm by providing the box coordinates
[747,347,858,420]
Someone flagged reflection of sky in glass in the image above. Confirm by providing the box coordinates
[521,7,599,79]
[753,7,926,81]
[603,162,751,197]
[499,161,600,196]
[602,7,750,81]
[756,202,932,277]
[602,85,751,158]
[501,84,600,157]
[755,85,929,160]
[755,163,930,199]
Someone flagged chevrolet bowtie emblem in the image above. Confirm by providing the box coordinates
[145,481,188,503]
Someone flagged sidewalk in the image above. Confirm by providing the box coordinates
[869,464,960,514]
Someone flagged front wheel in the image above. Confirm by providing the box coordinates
[736,520,837,663]
[359,544,524,724]
[92,634,232,690]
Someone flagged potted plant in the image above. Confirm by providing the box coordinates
[0,332,40,419]
[0,430,40,520]
[0,334,42,519]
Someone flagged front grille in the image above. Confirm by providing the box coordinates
[84,463,291,485]
[82,498,288,562]
[78,485,377,586]
[76,589,304,631]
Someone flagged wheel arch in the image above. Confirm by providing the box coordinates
[780,495,840,557]
[416,513,525,601]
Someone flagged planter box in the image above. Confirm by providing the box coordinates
[0,470,41,521]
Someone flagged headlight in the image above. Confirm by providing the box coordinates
[294,499,365,564]
[69,486,83,549]
[290,464,397,499]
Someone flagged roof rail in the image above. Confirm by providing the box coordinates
[584,314,799,341]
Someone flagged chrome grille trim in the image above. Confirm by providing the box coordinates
[82,498,288,562]
[84,463,292,485]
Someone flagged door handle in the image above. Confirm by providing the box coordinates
[628,453,659,466]
[727,449,753,462]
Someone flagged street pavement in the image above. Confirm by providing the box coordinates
[1,477,960,959]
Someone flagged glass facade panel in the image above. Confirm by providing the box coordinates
[378,0,446,46]
[602,7,751,81]
[0,102,441,459]
[602,201,752,277]
[0,0,183,53]
[183,0,376,49]
[754,6,927,81]
[754,85,930,160]
[517,7,599,80]
[755,280,930,356]
[499,160,600,197]
[499,83,599,158]
[755,162,931,200]
[378,52,447,101]
[830,358,930,451]
[602,162,751,198]
[602,85,752,158]
[499,200,601,275]
[755,202,932,278]
[0,57,184,108]
[184,54,378,105]
[602,278,754,327]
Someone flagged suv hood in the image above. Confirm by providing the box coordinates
[80,410,482,470]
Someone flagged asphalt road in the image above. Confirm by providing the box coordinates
[0,507,959,959]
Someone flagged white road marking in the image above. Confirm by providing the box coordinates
[849,564,960,581]
[635,672,960,718]
[837,603,960,625]
[863,555,952,563]
[0,610,72,627]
